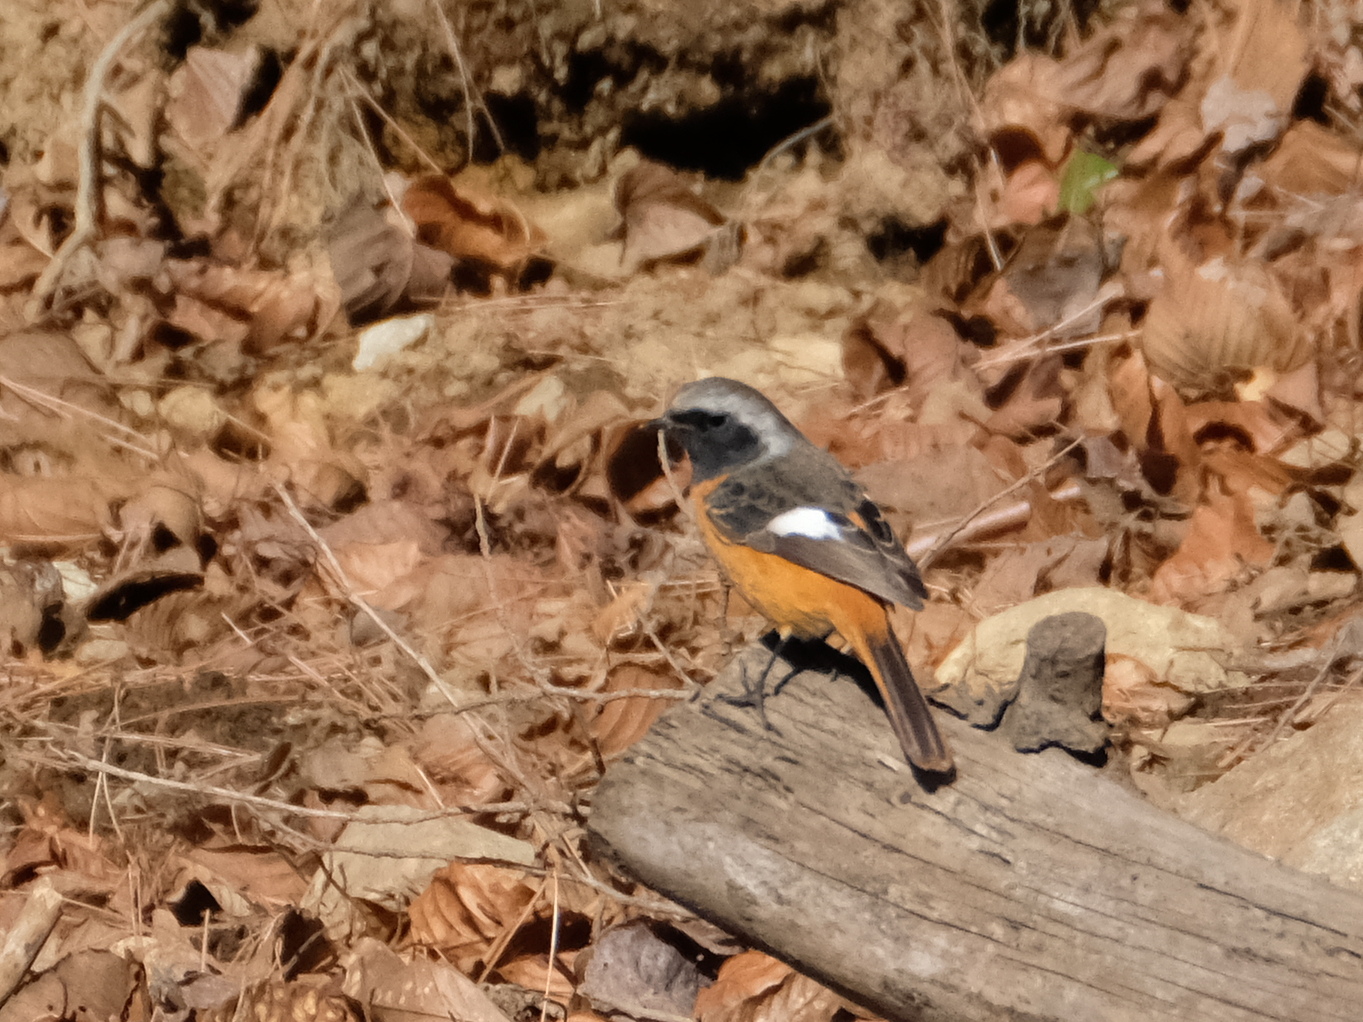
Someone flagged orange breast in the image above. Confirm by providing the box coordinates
[691,488,887,643]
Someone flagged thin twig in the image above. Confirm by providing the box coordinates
[273,482,457,707]
[343,68,446,178]
[974,282,1129,370]
[1256,657,1359,754]
[916,439,1084,569]
[44,749,552,821]
[27,0,171,318]
[429,0,504,156]
[0,375,159,459]
[0,880,63,1005]
[542,868,561,1022]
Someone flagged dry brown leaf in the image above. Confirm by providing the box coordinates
[969,536,1107,616]
[0,950,139,1022]
[181,846,309,910]
[591,581,653,646]
[164,257,334,352]
[1259,121,1363,197]
[328,200,461,323]
[343,937,515,1022]
[0,561,49,654]
[1199,74,1284,154]
[93,235,165,296]
[412,713,510,805]
[1218,0,1308,119]
[589,665,686,759]
[841,301,980,407]
[1263,360,1322,424]
[695,951,855,1022]
[614,160,727,270]
[995,159,1059,226]
[983,358,1065,439]
[166,46,262,152]
[1182,400,1298,454]
[978,3,1191,162]
[1141,254,1307,395]
[975,216,1108,339]
[177,447,267,515]
[0,476,121,549]
[408,862,538,972]
[1125,95,1213,168]
[299,735,431,806]
[116,480,204,554]
[331,540,424,600]
[4,799,126,894]
[977,55,1072,165]
[253,382,367,509]
[855,442,1007,526]
[1200,447,1293,499]
[496,953,575,1001]
[403,174,545,272]
[391,553,550,661]
[1147,490,1275,606]
[1103,653,1196,729]
[1057,2,1192,120]
[0,330,114,422]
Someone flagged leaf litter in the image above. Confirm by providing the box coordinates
[8,0,1363,1016]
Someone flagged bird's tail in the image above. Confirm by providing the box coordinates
[851,624,953,774]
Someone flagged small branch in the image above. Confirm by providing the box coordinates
[273,482,456,705]
[0,880,62,1007]
[45,748,557,821]
[27,0,171,319]
[429,0,504,157]
[914,443,1083,568]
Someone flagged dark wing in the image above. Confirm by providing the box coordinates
[706,460,926,610]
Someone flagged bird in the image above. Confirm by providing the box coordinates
[652,376,952,774]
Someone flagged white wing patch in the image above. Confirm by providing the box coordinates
[767,506,842,541]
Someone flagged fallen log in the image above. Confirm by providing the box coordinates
[588,645,1363,1021]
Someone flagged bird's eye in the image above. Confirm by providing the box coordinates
[702,412,728,428]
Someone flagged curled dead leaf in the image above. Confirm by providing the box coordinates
[412,713,510,805]
[1103,652,1196,728]
[589,665,687,759]
[1141,256,1307,395]
[408,862,538,972]
[695,950,856,1022]
[614,160,729,271]
[403,174,546,275]
[0,475,122,549]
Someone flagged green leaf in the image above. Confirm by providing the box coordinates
[1058,151,1119,214]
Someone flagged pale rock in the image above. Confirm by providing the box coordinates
[1178,701,1363,892]
[932,587,1245,724]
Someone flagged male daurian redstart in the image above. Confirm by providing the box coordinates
[653,377,952,774]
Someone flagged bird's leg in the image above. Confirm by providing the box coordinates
[715,631,791,732]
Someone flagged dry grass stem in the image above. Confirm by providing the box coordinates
[45,749,556,822]
[26,0,172,319]
[915,446,1082,567]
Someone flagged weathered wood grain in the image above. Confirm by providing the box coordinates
[588,646,1363,1021]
